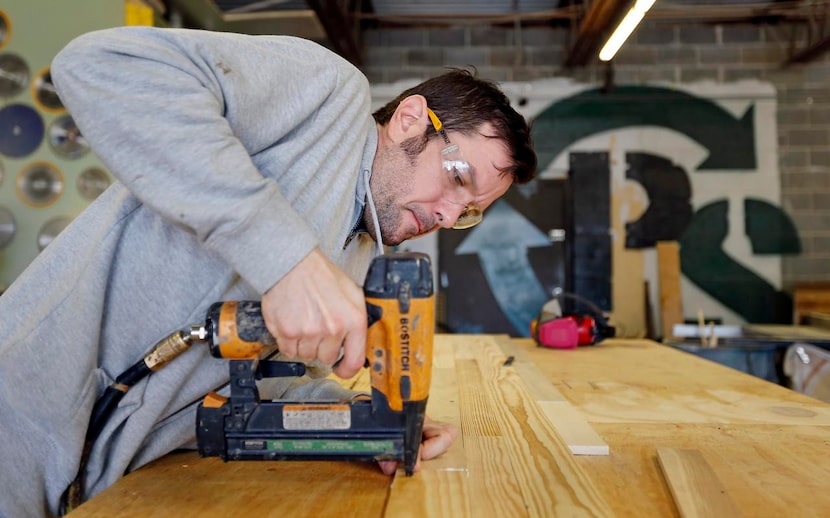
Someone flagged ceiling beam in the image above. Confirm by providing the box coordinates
[783,1,830,66]
[785,33,830,65]
[166,0,325,39]
[565,0,635,68]
[305,0,363,66]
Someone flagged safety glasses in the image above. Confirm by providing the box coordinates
[427,108,483,230]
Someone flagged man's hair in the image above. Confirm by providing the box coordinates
[372,69,536,184]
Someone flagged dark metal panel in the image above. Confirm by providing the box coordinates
[569,151,612,311]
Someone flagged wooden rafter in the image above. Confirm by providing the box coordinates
[565,0,634,68]
[306,0,363,66]
[784,0,830,65]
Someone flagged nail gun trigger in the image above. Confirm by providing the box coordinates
[366,302,383,327]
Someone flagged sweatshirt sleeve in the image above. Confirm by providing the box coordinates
[50,27,370,294]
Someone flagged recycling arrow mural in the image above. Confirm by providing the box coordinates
[679,199,798,323]
[436,81,799,336]
[532,85,757,171]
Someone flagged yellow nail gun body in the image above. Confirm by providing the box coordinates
[196,252,434,475]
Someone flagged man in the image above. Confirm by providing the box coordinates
[0,26,536,517]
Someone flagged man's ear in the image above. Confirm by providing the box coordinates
[388,94,429,143]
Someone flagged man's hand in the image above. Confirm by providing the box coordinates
[379,417,459,476]
[261,248,366,378]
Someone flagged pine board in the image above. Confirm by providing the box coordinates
[70,334,612,517]
[657,448,742,518]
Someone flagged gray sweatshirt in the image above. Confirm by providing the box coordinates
[0,27,379,517]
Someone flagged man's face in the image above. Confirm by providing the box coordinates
[368,123,513,246]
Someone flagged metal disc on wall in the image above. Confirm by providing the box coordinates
[0,104,44,158]
[0,206,15,249]
[37,216,71,250]
[16,162,63,207]
[33,68,63,112]
[77,167,110,200]
[0,10,10,49]
[0,53,29,97]
[48,115,88,159]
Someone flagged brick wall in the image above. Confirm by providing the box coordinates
[360,20,830,291]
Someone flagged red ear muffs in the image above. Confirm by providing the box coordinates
[532,317,579,349]
[531,314,616,349]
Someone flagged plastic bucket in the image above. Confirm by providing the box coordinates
[670,341,783,384]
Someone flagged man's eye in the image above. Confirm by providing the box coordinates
[453,169,464,186]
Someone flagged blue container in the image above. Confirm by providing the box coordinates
[671,342,782,384]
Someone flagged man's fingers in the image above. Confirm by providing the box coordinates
[420,421,459,460]
[378,460,397,476]
[333,327,366,378]
[296,339,320,361]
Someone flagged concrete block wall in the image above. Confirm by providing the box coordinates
[360,20,830,291]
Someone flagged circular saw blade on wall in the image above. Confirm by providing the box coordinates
[0,10,10,49]
[37,215,71,250]
[32,67,64,112]
[77,166,110,200]
[0,205,15,249]
[0,103,44,158]
[16,161,63,207]
[48,114,88,159]
[0,52,29,97]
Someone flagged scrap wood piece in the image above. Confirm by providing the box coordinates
[657,241,684,341]
[537,401,610,456]
[495,336,610,456]
[657,448,742,518]
[453,336,613,516]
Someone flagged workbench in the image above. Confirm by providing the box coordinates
[69,335,830,517]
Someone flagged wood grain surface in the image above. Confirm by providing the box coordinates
[69,335,830,517]
[70,335,612,517]
[657,448,741,518]
[519,337,830,516]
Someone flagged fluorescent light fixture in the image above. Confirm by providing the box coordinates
[599,0,656,62]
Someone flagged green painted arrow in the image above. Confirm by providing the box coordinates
[532,86,756,171]
[680,200,792,323]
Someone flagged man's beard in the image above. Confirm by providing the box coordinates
[364,139,421,246]
[363,199,397,246]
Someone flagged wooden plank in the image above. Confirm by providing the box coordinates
[518,338,830,425]
[68,335,830,517]
[794,282,830,324]
[581,423,830,517]
[69,452,389,517]
[537,401,609,456]
[385,470,471,517]
[454,336,614,516]
[515,337,830,516]
[744,323,830,340]
[657,448,742,518]
[425,367,466,471]
[495,336,609,456]
[657,241,684,340]
[495,336,567,402]
[612,184,647,337]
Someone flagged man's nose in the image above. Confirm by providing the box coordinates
[435,201,466,229]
